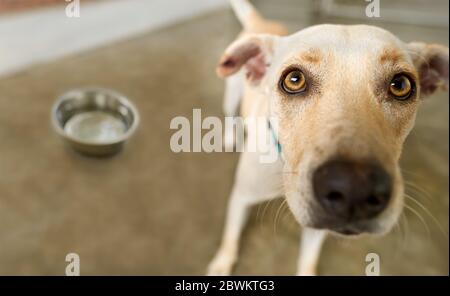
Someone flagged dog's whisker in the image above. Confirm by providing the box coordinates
[398,212,410,254]
[277,197,296,229]
[404,203,431,238]
[280,202,291,225]
[404,180,432,201]
[268,198,280,226]
[392,219,405,259]
[405,195,448,239]
[260,199,274,227]
[258,202,270,230]
[273,199,288,236]
[256,203,263,224]
[273,200,284,233]
[405,188,430,204]
[401,169,422,179]
[401,211,411,255]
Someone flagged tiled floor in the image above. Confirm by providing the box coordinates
[0,2,448,275]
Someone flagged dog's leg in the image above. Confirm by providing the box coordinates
[296,228,327,276]
[208,149,283,275]
[206,184,253,276]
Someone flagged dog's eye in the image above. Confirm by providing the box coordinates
[281,70,306,94]
[389,74,413,100]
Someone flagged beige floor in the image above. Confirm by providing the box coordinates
[0,2,448,275]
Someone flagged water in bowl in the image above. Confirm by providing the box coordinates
[64,111,127,144]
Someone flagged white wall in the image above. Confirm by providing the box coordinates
[0,0,228,77]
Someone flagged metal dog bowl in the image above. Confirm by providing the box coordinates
[51,88,139,156]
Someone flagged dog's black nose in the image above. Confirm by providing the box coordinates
[313,160,392,221]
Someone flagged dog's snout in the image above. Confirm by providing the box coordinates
[313,160,392,221]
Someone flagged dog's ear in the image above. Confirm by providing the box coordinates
[217,34,277,85]
[407,42,449,97]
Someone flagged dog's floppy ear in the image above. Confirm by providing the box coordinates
[217,34,277,85]
[408,42,449,97]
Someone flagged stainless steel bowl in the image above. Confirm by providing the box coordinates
[51,88,139,156]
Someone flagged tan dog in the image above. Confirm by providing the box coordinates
[209,0,449,275]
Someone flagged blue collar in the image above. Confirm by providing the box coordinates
[267,120,282,155]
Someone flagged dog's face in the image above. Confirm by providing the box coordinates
[218,24,449,236]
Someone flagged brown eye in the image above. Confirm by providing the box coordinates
[389,74,413,100]
[281,69,306,94]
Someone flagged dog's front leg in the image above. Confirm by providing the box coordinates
[296,227,327,276]
[208,148,283,276]
[206,184,253,276]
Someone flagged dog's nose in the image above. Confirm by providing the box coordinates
[313,160,392,221]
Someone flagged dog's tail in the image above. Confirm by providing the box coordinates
[230,0,262,29]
